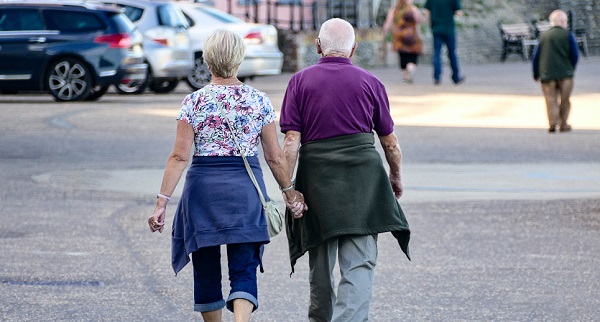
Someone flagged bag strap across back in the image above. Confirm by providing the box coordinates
[203,87,269,208]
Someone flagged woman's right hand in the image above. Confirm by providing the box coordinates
[283,190,307,219]
[148,205,166,233]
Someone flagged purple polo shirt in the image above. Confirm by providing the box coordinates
[280,57,394,144]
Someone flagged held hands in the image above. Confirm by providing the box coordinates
[283,190,308,219]
[148,205,166,233]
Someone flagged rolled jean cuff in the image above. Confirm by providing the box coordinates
[226,291,258,312]
[194,299,225,312]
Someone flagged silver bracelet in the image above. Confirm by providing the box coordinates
[157,193,171,201]
[280,181,295,192]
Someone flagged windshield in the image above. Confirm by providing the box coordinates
[196,7,243,24]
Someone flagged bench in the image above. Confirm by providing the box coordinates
[498,22,538,61]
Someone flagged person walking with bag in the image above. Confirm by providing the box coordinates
[532,9,579,133]
[280,18,411,322]
[147,29,306,322]
[383,0,425,83]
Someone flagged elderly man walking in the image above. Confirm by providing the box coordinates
[280,18,411,322]
[532,9,579,133]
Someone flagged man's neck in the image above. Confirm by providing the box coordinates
[322,53,349,58]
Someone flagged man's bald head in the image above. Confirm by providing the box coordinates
[317,18,356,57]
[549,10,568,28]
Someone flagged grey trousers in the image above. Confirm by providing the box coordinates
[308,234,378,322]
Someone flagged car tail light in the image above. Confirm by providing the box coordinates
[151,37,169,46]
[94,33,132,48]
[244,31,263,45]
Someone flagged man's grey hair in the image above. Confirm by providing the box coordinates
[204,29,246,78]
[549,10,568,28]
[318,18,355,57]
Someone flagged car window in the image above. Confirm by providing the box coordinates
[110,12,136,33]
[43,10,106,33]
[157,4,188,28]
[196,7,243,24]
[119,5,144,23]
[0,9,44,31]
[182,12,194,28]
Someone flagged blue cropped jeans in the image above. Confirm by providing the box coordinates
[191,242,262,313]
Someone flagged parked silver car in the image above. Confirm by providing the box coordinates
[175,2,283,90]
[102,0,193,94]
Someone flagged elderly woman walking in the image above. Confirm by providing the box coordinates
[384,0,424,83]
[147,29,306,322]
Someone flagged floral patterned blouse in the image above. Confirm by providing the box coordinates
[177,84,276,157]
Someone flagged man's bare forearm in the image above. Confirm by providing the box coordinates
[379,132,402,179]
[283,131,301,180]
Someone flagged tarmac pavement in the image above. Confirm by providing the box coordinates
[0,56,599,321]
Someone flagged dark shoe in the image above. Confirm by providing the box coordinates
[548,125,557,133]
[559,124,572,132]
[453,76,466,85]
[434,79,441,85]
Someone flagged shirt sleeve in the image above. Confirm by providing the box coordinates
[532,44,540,80]
[176,93,194,124]
[568,33,580,68]
[279,75,302,133]
[259,92,277,127]
[372,81,394,137]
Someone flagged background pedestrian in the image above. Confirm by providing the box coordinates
[423,0,466,85]
[532,9,579,133]
[384,0,425,83]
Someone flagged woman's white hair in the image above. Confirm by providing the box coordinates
[318,18,356,57]
[203,29,246,78]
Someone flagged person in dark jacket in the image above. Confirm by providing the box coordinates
[423,0,466,85]
[532,9,579,133]
[280,18,410,322]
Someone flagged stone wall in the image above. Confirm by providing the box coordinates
[277,0,598,72]
[278,29,387,72]
[524,0,599,56]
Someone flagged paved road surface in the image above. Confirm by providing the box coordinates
[0,57,599,321]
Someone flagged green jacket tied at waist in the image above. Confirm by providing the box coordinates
[286,133,411,272]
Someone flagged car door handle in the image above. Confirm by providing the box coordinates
[29,37,47,43]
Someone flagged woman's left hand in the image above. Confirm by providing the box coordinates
[148,205,166,233]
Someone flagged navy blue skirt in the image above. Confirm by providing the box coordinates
[172,156,270,274]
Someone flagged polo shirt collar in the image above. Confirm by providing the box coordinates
[318,56,352,65]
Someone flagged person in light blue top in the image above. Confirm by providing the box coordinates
[147,29,306,322]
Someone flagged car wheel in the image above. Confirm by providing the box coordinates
[116,72,149,94]
[149,79,179,94]
[85,85,110,101]
[47,58,92,102]
[186,57,211,91]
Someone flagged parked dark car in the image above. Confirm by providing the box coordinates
[0,1,147,101]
